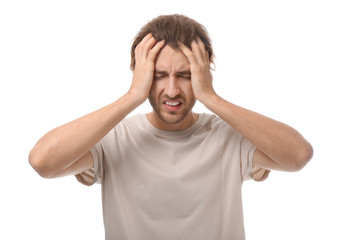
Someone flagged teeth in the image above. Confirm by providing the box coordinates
[165,101,181,106]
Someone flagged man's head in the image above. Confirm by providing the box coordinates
[130,14,214,70]
[147,44,196,129]
[132,15,214,130]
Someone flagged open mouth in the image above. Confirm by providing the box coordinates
[163,100,182,111]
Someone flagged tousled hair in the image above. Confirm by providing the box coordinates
[130,14,214,70]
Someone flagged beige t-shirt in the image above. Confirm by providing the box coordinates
[77,113,269,240]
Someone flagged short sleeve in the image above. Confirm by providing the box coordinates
[240,137,257,181]
[251,164,270,182]
[75,141,103,186]
[240,136,270,182]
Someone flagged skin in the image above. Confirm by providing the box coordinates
[147,44,197,131]
[29,33,313,179]
[178,38,313,171]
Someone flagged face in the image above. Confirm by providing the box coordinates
[148,45,197,130]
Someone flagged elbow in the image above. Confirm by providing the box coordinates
[28,147,55,179]
[289,143,314,172]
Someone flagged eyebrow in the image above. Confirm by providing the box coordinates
[177,71,191,75]
[154,70,167,75]
[154,70,191,75]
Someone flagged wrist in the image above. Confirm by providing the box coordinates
[126,88,148,105]
[197,91,220,107]
[123,90,147,108]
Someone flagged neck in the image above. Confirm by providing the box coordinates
[146,111,199,131]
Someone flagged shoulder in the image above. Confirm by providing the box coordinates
[100,114,144,145]
[196,113,240,139]
[200,113,237,132]
[199,113,223,128]
[113,114,144,130]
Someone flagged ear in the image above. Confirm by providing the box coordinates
[130,64,135,73]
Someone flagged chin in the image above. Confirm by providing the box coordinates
[148,94,196,126]
[158,111,188,125]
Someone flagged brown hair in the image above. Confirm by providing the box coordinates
[130,14,214,70]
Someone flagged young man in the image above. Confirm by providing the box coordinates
[29,14,313,239]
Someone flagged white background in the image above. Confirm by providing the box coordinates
[1,0,359,239]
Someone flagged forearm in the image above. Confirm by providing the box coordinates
[29,35,165,178]
[202,94,313,169]
[29,92,141,177]
[178,38,312,170]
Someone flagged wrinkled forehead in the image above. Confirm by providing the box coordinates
[154,45,190,72]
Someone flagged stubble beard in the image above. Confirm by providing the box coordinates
[148,93,196,125]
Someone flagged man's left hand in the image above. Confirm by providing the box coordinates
[179,38,216,103]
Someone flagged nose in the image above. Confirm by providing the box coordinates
[164,75,180,98]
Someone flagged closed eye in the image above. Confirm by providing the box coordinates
[154,75,166,80]
[154,73,167,80]
[177,70,191,80]
[178,75,191,79]
[154,70,168,80]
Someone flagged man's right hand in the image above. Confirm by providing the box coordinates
[128,33,166,103]
[29,34,166,180]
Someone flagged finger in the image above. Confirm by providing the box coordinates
[143,37,158,57]
[190,40,203,61]
[196,37,205,49]
[136,34,154,57]
[148,40,166,62]
[136,33,152,53]
[134,33,152,58]
[178,42,197,64]
[139,33,153,46]
[195,37,208,60]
